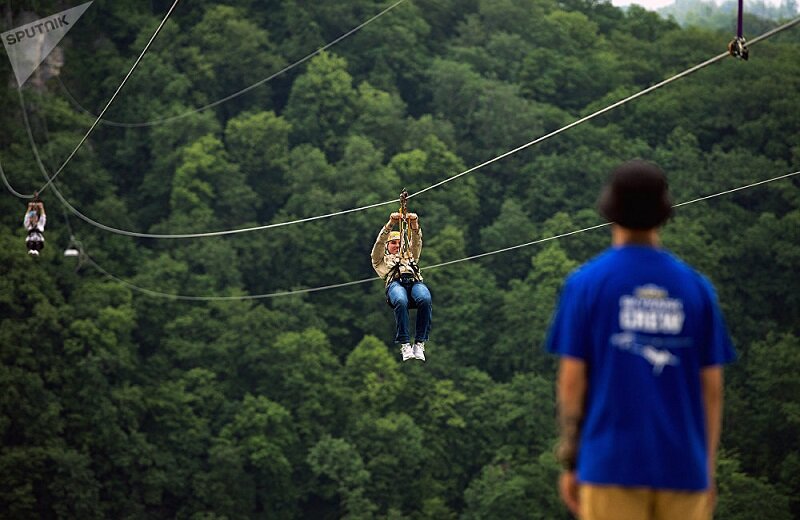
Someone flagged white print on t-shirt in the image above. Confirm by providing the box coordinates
[619,284,685,335]
[611,332,680,375]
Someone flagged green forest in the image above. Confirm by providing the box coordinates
[1,1,798,518]
[660,0,798,30]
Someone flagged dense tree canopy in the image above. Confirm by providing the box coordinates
[1,0,798,517]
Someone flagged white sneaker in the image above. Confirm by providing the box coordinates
[400,343,414,361]
[413,342,426,362]
[28,250,39,256]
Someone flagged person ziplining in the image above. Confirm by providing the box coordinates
[371,190,432,362]
[23,195,46,256]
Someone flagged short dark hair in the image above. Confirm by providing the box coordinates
[598,159,673,230]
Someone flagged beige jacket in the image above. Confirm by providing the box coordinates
[371,222,423,287]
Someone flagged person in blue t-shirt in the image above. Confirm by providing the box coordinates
[545,160,736,520]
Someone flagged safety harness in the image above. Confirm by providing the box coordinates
[389,189,421,280]
[25,192,45,242]
[385,189,422,308]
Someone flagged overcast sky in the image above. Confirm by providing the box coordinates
[610,0,787,9]
[610,0,676,8]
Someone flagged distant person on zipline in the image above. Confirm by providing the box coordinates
[371,206,432,362]
[23,199,46,256]
[545,160,736,520]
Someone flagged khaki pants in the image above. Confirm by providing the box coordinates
[579,484,712,520]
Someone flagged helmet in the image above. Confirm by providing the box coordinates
[388,231,401,242]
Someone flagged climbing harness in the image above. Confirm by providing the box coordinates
[24,192,46,256]
[396,188,421,279]
[385,189,422,308]
[728,0,749,60]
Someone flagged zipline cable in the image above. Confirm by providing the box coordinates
[76,169,799,301]
[409,15,800,200]
[0,158,29,199]
[432,169,800,270]
[6,84,799,297]
[7,16,800,239]
[747,14,800,42]
[84,254,380,301]
[57,0,410,128]
[13,86,398,237]
[29,0,181,197]
[671,170,798,208]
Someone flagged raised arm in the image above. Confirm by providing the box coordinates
[371,213,400,277]
[37,211,46,231]
[408,213,422,261]
[23,203,34,227]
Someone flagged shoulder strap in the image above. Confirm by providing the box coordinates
[386,259,401,281]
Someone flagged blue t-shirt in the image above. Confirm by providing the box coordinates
[545,245,736,491]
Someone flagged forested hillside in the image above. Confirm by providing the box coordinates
[1,1,799,518]
[660,0,798,30]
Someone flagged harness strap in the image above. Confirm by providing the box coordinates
[386,188,420,285]
[728,0,749,60]
[27,226,43,238]
[387,258,419,280]
[737,0,743,39]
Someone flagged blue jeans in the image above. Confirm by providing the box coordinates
[386,280,432,344]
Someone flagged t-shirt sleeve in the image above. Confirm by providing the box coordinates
[700,276,736,367]
[545,274,589,360]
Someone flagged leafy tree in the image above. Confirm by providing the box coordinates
[225,110,292,218]
[214,394,298,519]
[343,335,407,413]
[307,436,377,519]
[135,110,221,227]
[725,333,800,501]
[351,412,428,514]
[347,1,432,108]
[420,226,502,368]
[490,243,578,378]
[284,52,358,157]
[166,134,257,230]
[480,198,539,286]
[716,455,793,520]
[185,5,285,118]
[462,452,566,520]
[351,82,408,158]
[241,329,344,443]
